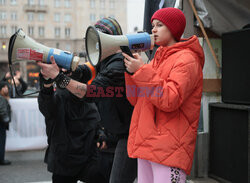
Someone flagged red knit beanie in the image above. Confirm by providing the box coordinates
[151,8,186,41]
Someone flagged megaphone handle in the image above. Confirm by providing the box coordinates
[120,46,134,75]
[120,46,133,58]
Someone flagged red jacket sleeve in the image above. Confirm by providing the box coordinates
[130,53,202,112]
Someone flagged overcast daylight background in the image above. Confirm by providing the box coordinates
[127,0,145,33]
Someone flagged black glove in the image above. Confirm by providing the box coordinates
[70,65,84,81]
[70,65,92,83]
[96,127,108,148]
[96,127,119,148]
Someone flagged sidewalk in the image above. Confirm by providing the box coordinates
[1,150,219,183]
[187,178,219,183]
[0,150,51,183]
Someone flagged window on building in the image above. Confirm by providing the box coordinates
[10,0,17,5]
[0,0,6,6]
[11,26,18,34]
[64,0,71,8]
[28,0,35,5]
[55,0,60,7]
[90,0,95,8]
[0,12,6,20]
[27,12,34,21]
[65,44,71,51]
[0,26,7,35]
[64,14,71,22]
[100,0,105,9]
[38,13,44,21]
[90,14,96,23]
[109,0,114,9]
[38,27,45,37]
[28,26,34,36]
[39,0,45,6]
[55,27,61,37]
[54,13,60,22]
[65,28,70,37]
[11,12,17,20]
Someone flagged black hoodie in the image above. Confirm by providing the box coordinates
[85,53,134,137]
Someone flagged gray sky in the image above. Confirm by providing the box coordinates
[127,0,145,33]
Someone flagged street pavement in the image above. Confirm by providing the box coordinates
[0,150,51,183]
[0,150,219,183]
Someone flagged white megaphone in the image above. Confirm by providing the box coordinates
[85,26,154,66]
[8,28,79,71]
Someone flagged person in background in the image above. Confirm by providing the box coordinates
[89,17,137,183]
[0,81,12,165]
[38,17,137,183]
[122,7,205,183]
[1,71,27,98]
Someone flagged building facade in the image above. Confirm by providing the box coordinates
[0,0,127,80]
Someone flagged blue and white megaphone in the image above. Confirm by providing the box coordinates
[8,28,79,71]
[85,26,154,66]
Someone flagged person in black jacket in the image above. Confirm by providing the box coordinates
[38,17,137,183]
[0,81,11,165]
[38,67,105,183]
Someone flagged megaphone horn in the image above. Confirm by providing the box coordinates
[8,28,79,71]
[85,26,154,66]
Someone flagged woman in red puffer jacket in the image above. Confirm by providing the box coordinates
[122,7,204,183]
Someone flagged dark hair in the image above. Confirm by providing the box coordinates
[0,81,8,91]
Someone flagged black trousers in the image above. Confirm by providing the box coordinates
[109,138,137,183]
[52,150,113,183]
[0,123,6,162]
[52,174,78,183]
